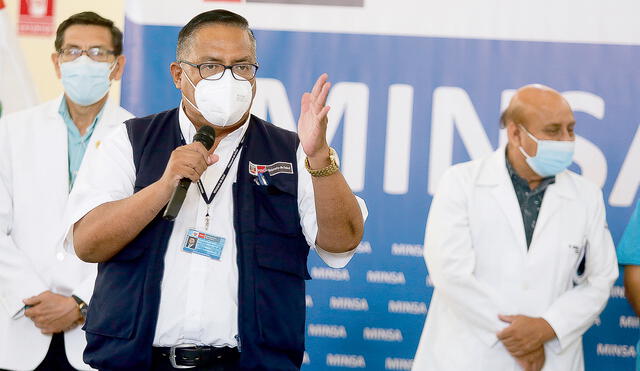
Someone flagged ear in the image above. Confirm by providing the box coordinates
[506,122,523,148]
[51,53,61,79]
[170,62,183,89]
[111,55,127,81]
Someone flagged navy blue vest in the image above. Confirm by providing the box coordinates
[83,109,311,370]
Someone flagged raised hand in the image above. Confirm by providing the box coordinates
[298,73,332,163]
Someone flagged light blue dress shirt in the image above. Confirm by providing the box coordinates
[617,199,640,371]
[58,99,103,190]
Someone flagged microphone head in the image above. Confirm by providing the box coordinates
[193,125,216,150]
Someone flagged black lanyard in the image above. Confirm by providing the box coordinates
[179,127,247,218]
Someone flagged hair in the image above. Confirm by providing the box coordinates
[55,12,123,56]
[500,101,526,129]
[176,9,257,60]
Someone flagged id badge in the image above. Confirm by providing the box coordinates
[182,228,226,260]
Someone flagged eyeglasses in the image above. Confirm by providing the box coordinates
[58,47,116,62]
[178,60,259,81]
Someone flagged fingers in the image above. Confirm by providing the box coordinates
[499,314,515,323]
[311,73,328,98]
[317,81,331,109]
[23,293,45,306]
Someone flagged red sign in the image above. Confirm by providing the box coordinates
[0,1,5,10]
[18,0,55,36]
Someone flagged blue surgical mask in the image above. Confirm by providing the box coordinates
[518,124,575,177]
[60,56,115,106]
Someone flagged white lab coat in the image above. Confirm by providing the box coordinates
[0,96,133,371]
[412,147,618,371]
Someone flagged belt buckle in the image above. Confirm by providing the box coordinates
[169,343,199,369]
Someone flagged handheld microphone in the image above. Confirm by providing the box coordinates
[163,125,216,221]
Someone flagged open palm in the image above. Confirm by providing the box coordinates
[298,73,331,158]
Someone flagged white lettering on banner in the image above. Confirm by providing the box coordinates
[308,324,348,338]
[596,343,637,357]
[610,124,640,206]
[325,82,369,192]
[252,78,296,131]
[356,241,372,254]
[619,316,640,328]
[611,285,626,299]
[310,267,350,281]
[391,243,423,257]
[330,296,369,311]
[366,270,406,284]
[384,84,414,194]
[303,352,310,365]
[306,295,314,307]
[563,91,607,188]
[363,327,403,341]
[385,358,414,370]
[254,78,638,206]
[428,87,494,195]
[326,354,366,368]
[388,300,428,315]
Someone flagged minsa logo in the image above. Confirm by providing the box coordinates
[385,357,413,370]
[306,295,314,307]
[303,352,310,365]
[610,285,626,299]
[356,241,372,254]
[308,324,347,338]
[619,316,640,328]
[366,270,406,285]
[363,327,403,342]
[391,243,423,257]
[326,354,366,368]
[310,267,350,281]
[388,300,427,315]
[330,296,369,311]
[596,343,636,357]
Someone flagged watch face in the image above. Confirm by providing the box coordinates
[80,304,88,318]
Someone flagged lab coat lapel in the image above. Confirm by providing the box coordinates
[85,100,121,158]
[530,171,576,246]
[480,148,528,252]
[44,96,71,198]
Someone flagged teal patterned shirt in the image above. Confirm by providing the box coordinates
[506,154,556,249]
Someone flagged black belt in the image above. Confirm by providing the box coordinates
[152,345,239,369]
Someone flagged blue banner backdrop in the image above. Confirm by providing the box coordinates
[121,16,640,371]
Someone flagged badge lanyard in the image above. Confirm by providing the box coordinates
[179,128,248,230]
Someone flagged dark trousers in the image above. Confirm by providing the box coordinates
[0,333,77,371]
[35,333,77,371]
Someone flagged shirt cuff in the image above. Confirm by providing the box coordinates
[314,244,357,269]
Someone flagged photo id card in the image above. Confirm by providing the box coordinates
[182,228,226,260]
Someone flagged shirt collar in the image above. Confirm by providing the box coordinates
[178,103,250,146]
[58,97,104,141]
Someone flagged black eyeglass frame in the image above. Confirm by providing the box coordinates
[178,60,259,81]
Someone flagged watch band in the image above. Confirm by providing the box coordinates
[305,147,339,177]
[72,295,88,318]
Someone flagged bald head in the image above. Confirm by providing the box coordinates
[500,84,573,129]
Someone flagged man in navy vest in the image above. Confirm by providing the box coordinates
[64,9,367,371]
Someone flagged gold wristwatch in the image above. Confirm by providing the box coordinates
[305,147,339,177]
[72,295,88,319]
